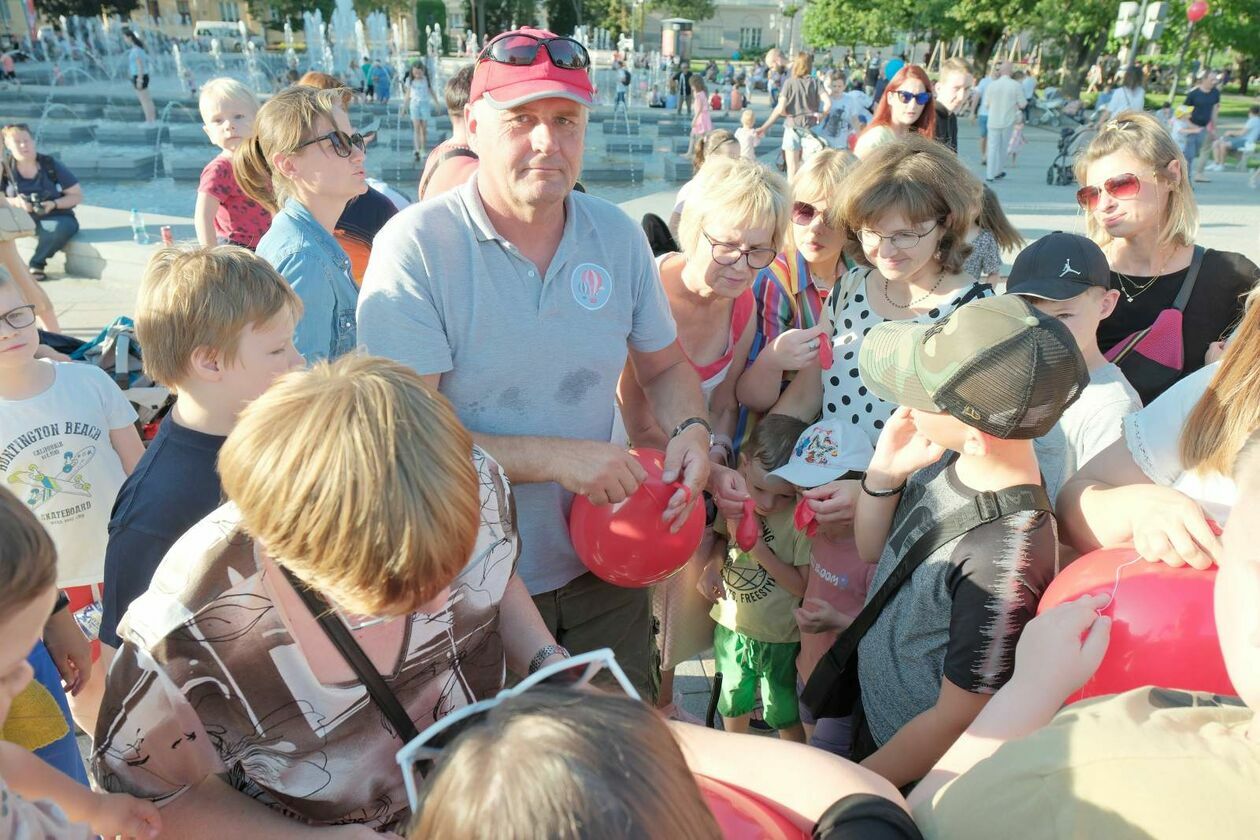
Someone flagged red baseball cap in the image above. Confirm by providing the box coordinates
[469,28,595,110]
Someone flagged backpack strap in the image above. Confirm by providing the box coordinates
[801,481,1051,713]
[280,566,420,744]
[418,146,478,199]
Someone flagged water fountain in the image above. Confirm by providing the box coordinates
[209,38,224,72]
[329,0,357,82]
[171,44,190,95]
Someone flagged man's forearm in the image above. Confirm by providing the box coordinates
[472,432,573,485]
[640,358,706,434]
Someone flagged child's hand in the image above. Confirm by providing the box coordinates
[794,598,853,634]
[1009,594,1111,703]
[1205,339,1228,365]
[89,791,161,839]
[868,407,946,487]
[697,560,724,602]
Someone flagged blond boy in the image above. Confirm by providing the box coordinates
[195,78,272,250]
[97,247,302,711]
[735,108,760,160]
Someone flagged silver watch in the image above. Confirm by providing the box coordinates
[528,643,570,674]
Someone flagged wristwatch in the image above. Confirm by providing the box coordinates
[528,644,570,674]
[670,416,713,442]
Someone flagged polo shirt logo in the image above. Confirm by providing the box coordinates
[571,263,613,311]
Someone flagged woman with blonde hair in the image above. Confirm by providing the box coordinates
[1059,294,1260,570]
[757,52,832,180]
[92,354,566,837]
[1074,111,1257,403]
[740,148,858,413]
[771,135,990,529]
[618,155,789,720]
[237,84,368,361]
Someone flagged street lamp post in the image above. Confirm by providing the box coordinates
[1169,1,1210,102]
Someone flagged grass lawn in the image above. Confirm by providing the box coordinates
[1079,89,1257,120]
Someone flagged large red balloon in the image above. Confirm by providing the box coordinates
[696,775,809,840]
[1187,0,1209,22]
[568,448,705,587]
[1037,546,1234,704]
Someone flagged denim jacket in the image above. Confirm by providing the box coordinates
[256,198,358,362]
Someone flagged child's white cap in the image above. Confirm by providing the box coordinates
[768,418,873,488]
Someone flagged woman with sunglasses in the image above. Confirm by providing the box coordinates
[618,157,789,718]
[238,85,368,362]
[404,658,919,839]
[853,65,936,159]
[756,52,831,180]
[1075,112,1258,404]
[739,149,858,415]
[771,136,989,530]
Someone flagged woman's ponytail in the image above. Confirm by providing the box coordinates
[234,133,277,213]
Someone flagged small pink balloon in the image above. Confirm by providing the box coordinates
[1187,1,1209,23]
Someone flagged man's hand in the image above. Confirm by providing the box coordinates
[801,479,861,528]
[706,462,748,522]
[43,606,91,696]
[794,598,853,634]
[556,440,648,506]
[765,326,829,371]
[1009,594,1111,704]
[661,424,711,532]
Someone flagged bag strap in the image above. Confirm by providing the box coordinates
[814,482,1052,677]
[279,566,419,744]
[418,146,478,199]
[1171,245,1205,312]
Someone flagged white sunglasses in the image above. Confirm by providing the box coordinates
[394,648,640,813]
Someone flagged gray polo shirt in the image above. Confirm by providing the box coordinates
[357,175,677,594]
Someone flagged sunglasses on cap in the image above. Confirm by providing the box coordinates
[791,201,831,227]
[395,648,638,812]
[1075,171,1144,211]
[295,128,367,158]
[478,32,590,71]
[890,90,932,106]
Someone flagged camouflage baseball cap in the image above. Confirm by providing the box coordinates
[858,295,1088,439]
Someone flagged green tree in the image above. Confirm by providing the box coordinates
[1022,0,1119,97]
[35,0,137,18]
[245,0,334,32]
[1159,0,1259,95]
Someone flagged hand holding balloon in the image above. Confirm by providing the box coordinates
[662,423,712,533]
[736,498,759,551]
[557,439,649,505]
[1122,484,1222,569]
[1010,594,1112,705]
[708,462,750,522]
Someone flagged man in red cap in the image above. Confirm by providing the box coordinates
[359,28,723,697]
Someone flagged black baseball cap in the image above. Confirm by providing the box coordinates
[1005,232,1111,301]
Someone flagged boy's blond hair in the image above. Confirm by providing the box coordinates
[218,355,480,617]
[198,77,260,122]
[740,108,755,128]
[0,487,57,616]
[135,246,302,388]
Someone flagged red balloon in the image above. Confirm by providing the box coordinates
[568,448,705,587]
[1187,0,1209,23]
[1037,546,1234,704]
[696,775,810,840]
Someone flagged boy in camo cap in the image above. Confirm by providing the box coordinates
[804,294,1087,787]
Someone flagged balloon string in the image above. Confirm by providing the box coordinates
[1096,556,1142,615]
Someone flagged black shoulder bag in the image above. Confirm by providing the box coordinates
[281,567,419,744]
[800,484,1052,721]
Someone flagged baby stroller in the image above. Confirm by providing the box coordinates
[1046,125,1096,186]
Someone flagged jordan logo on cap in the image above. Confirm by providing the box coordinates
[1060,259,1081,278]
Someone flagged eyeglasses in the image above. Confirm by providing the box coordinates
[0,304,36,331]
[857,221,939,251]
[395,648,638,812]
[478,33,590,71]
[703,232,777,270]
[791,201,830,227]
[295,129,366,158]
[1075,171,1143,211]
[890,90,932,106]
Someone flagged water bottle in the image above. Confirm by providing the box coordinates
[130,209,151,245]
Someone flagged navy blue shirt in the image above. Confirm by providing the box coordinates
[1,154,78,218]
[1184,87,1220,127]
[99,415,225,648]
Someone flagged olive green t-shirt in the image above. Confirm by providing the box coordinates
[710,507,811,644]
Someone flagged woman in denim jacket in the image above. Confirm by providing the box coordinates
[237,85,368,362]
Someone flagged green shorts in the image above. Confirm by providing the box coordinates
[713,623,801,729]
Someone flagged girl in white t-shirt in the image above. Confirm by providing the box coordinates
[1059,296,1260,569]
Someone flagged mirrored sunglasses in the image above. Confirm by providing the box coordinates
[1075,172,1142,211]
[891,90,932,106]
[479,33,590,71]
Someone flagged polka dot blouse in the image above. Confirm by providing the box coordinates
[822,267,994,448]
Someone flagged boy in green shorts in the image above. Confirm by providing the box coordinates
[704,414,811,741]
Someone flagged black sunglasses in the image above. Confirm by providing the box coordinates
[478,33,590,71]
[295,129,366,158]
[890,90,932,106]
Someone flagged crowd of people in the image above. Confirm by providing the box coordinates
[1,25,1259,840]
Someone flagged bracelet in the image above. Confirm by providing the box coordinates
[860,474,906,497]
[670,416,713,441]
[528,643,570,674]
